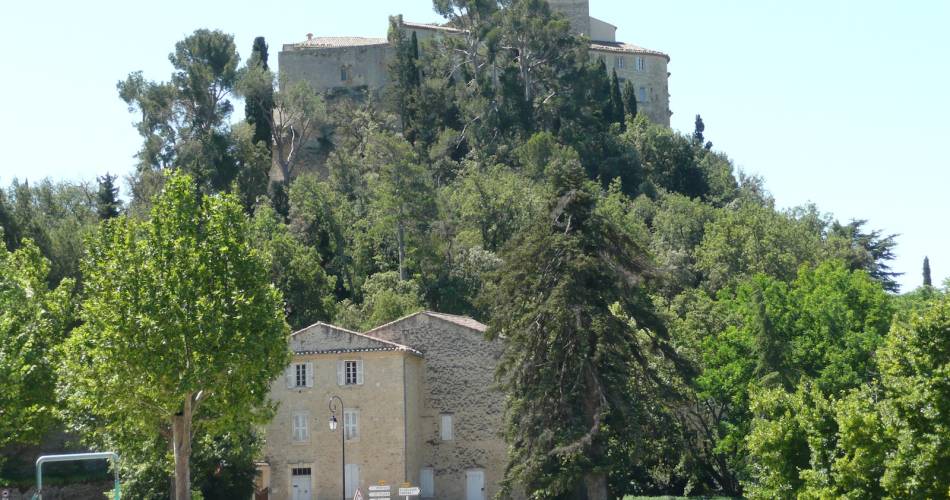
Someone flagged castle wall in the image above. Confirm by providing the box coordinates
[595,50,671,126]
[279,43,392,94]
[589,16,616,42]
[547,0,591,36]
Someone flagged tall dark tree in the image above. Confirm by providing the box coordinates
[923,256,933,287]
[245,36,274,149]
[484,147,687,499]
[96,173,121,220]
[622,80,638,119]
[609,70,626,127]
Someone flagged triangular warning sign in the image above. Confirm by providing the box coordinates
[354,488,364,500]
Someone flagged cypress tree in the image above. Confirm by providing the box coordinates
[693,114,705,144]
[245,36,274,149]
[609,70,625,127]
[621,80,637,119]
[96,173,121,220]
[923,256,933,287]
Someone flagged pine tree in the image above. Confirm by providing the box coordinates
[245,36,274,149]
[621,80,637,119]
[923,256,933,287]
[96,173,121,220]
[484,148,688,499]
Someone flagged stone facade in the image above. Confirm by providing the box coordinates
[279,0,672,126]
[259,313,509,500]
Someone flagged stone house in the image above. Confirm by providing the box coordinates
[279,0,672,126]
[257,311,508,500]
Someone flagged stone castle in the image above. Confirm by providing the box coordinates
[278,0,672,126]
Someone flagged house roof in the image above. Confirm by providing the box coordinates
[291,321,423,357]
[363,311,488,335]
[400,21,464,34]
[589,40,669,60]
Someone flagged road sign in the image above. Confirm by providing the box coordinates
[398,486,420,496]
[369,493,391,499]
[369,485,391,492]
[354,488,364,500]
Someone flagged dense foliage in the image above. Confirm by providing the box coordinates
[0,1,944,498]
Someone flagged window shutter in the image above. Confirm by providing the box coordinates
[337,361,345,386]
[286,365,294,389]
[305,362,314,388]
[356,360,364,385]
[420,467,434,498]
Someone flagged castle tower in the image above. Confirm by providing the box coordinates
[547,0,591,37]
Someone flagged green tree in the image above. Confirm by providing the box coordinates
[483,150,684,499]
[0,240,74,458]
[118,29,242,194]
[96,173,122,220]
[244,36,274,148]
[924,255,932,287]
[58,172,289,500]
[609,70,625,127]
[622,80,638,119]
[335,270,424,331]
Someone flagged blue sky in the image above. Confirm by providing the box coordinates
[1,1,947,291]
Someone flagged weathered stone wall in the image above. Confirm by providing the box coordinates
[597,50,671,126]
[588,16,616,42]
[262,349,415,500]
[279,43,392,94]
[367,313,510,500]
[547,0,591,36]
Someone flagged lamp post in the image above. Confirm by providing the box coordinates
[328,394,345,500]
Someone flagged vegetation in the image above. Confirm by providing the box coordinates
[0,1,944,498]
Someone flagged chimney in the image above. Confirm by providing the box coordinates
[306,33,313,41]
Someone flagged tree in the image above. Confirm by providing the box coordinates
[118,30,242,194]
[96,173,122,220]
[924,256,933,287]
[483,148,686,499]
[609,70,625,127]
[244,36,274,148]
[59,172,289,500]
[0,240,73,458]
[622,80,638,119]
[693,114,711,149]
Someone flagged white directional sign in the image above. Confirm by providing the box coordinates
[369,493,391,498]
[369,485,391,492]
[398,486,420,496]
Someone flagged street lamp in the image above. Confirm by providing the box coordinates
[328,395,345,500]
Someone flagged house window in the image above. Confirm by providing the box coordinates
[345,463,361,498]
[420,467,434,498]
[286,362,313,388]
[440,413,454,441]
[635,56,645,72]
[615,56,624,69]
[292,411,310,443]
[638,86,647,103]
[341,66,350,81]
[338,360,363,385]
[344,408,359,441]
[291,467,312,476]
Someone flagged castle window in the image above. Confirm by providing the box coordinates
[341,66,350,81]
[639,86,647,103]
[636,56,645,72]
[615,56,625,69]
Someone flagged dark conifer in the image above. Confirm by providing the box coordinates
[609,70,625,127]
[96,173,121,220]
[245,36,274,149]
[924,256,933,287]
[622,80,638,118]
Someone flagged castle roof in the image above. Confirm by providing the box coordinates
[288,36,388,50]
[589,40,669,60]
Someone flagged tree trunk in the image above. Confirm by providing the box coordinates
[172,397,194,500]
[584,472,608,500]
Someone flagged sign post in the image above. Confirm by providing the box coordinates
[369,481,392,500]
[398,482,420,500]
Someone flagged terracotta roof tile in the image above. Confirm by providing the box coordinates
[589,41,669,60]
[291,36,388,49]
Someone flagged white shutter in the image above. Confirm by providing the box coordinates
[305,362,314,388]
[285,365,294,388]
[337,361,345,386]
[356,360,364,385]
[440,414,454,441]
